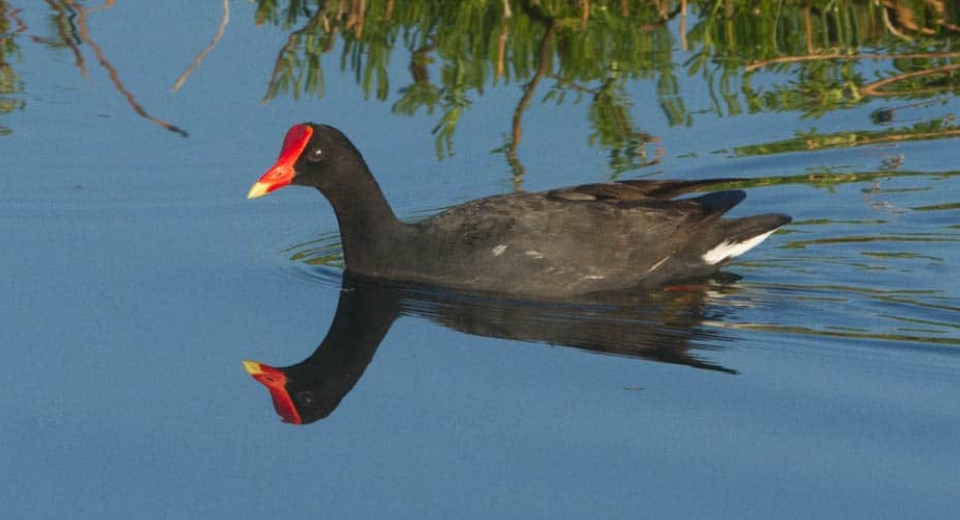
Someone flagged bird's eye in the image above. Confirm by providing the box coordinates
[306,147,323,162]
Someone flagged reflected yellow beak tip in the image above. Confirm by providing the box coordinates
[242,359,263,375]
[246,182,270,200]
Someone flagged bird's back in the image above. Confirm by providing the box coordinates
[374,183,787,297]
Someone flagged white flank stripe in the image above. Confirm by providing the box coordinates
[701,228,779,265]
[645,256,670,274]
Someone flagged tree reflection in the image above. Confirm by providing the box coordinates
[1,0,187,137]
[6,0,960,163]
[252,0,960,177]
[0,1,25,136]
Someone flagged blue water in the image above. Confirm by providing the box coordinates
[2,3,960,519]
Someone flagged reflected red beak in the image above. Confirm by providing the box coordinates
[247,124,314,199]
[242,360,303,424]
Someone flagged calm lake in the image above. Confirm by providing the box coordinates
[3,2,960,518]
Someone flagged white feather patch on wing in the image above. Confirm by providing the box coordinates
[701,228,779,265]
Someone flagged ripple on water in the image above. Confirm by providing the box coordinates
[263,229,345,290]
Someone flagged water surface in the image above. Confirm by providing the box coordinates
[2,2,960,519]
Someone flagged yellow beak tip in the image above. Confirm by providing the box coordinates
[246,182,270,200]
[242,359,263,375]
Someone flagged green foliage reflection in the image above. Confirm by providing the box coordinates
[0,1,25,136]
[256,0,960,173]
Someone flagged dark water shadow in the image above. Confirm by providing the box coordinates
[244,271,744,425]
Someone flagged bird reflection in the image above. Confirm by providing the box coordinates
[243,274,741,425]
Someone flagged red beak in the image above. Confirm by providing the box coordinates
[242,360,303,424]
[247,124,314,199]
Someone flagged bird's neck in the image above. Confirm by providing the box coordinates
[317,167,407,271]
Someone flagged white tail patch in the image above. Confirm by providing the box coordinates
[701,228,779,265]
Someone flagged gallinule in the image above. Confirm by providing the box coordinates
[248,124,791,297]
